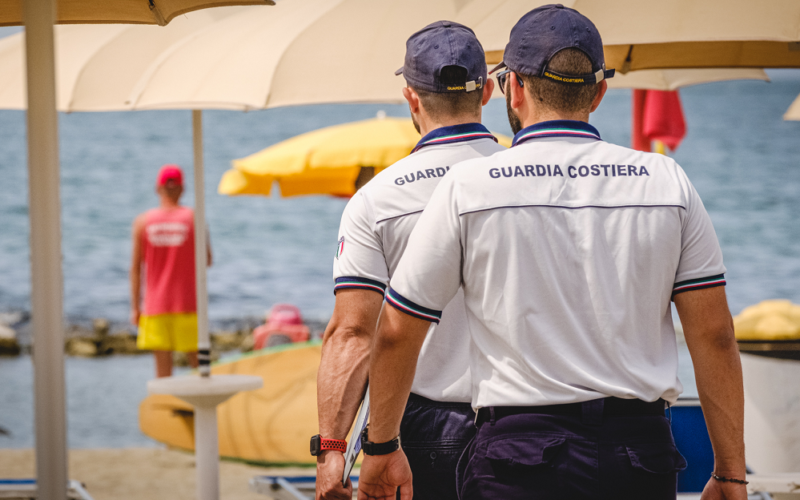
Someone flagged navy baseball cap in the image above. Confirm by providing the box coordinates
[491,4,614,85]
[395,21,487,93]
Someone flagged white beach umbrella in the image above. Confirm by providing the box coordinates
[461,0,800,71]
[784,93,800,120]
[1,2,272,500]
[607,68,769,91]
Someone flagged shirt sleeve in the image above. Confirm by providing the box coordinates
[673,174,727,298]
[386,174,463,324]
[332,191,389,296]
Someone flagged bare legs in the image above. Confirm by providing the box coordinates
[154,350,199,377]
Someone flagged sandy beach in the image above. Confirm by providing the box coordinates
[0,448,312,500]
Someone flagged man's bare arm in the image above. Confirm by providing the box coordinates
[367,305,430,442]
[316,288,383,499]
[129,215,144,326]
[674,286,747,499]
[356,306,429,500]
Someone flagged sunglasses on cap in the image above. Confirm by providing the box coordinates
[496,69,524,95]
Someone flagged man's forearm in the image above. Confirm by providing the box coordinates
[368,306,430,443]
[677,287,746,478]
[317,326,371,439]
[687,330,746,475]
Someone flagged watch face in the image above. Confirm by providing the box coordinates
[310,434,321,456]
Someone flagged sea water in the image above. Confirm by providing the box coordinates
[1,74,799,447]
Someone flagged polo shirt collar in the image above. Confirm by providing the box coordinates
[512,120,601,147]
[412,123,497,153]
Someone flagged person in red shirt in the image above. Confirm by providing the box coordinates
[130,165,212,377]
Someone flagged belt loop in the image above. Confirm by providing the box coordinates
[582,398,604,426]
[489,407,496,426]
[666,400,672,424]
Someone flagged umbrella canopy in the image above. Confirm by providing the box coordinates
[784,93,800,120]
[734,300,800,361]
[461,0,800,71]
[0,0,273,26]
[218,116,512,197]
[607,68,769,91]
[0,3,782,112]
[0,8,243,111]
[735,300,800,341]
[4,2,273,500]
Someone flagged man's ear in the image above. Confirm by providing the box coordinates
[402,87,421,115]
[509,72,526,110]
[481,78,495,106]
[590,80,607,113]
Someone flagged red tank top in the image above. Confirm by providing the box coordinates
[141,206,197,315]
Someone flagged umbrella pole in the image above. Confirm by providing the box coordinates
[192,109,211,377]
[23,0,68,499]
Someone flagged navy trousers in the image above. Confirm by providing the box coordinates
[400,393,476,500]
[456,400,686,500]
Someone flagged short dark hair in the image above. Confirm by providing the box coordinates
[413,66,483,121]
[519,48,598,114]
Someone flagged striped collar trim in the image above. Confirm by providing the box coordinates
[512,120,601,147]
[412,123,497,153]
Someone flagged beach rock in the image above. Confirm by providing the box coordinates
[0,324,21,356]
[0,311,28,326]
[211,331,245,352]
[66,337,98,357]
[93,318,110,337]
[100,332,141,355]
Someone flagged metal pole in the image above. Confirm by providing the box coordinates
[193,404,220,500]
[192,110,211,376]
[22,0,68,499]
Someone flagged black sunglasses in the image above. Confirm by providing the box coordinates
[496,69,524,95]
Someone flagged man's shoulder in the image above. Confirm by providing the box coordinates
[358,139,505,217]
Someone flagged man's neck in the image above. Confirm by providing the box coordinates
[416,114,481,138]
[521,108,589,130]
[159,199,180,209]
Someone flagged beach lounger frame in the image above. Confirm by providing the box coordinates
[250,475,358,500]
[0,479,94,500]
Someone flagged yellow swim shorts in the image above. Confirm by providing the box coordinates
[137,313,198,352]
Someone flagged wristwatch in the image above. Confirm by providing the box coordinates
[310,434,347,456]
[361,425,401,456]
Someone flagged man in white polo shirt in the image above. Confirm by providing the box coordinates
[313,21,503,500]
[358,5,746,500]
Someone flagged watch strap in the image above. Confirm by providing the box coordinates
[361,425,401,456]
[310,434,347,456]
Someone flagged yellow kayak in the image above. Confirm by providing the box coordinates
[139,341,324,465]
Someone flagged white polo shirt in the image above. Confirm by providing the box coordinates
[388,120,726,408]
[333,123,505,403]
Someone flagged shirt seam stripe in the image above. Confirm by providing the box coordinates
[375,210,424,225]
[458,204,687,216]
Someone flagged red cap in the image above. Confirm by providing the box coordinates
[156,164,183,187]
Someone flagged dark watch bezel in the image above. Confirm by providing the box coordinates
[361,425,401,456]
[310,434,322,456]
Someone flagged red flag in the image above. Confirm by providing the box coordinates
[631,89,687,152]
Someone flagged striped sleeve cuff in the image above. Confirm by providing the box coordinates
[333,276,387,295]
[385,287,442,324]
[672,273,726,298]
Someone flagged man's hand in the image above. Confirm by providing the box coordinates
[315,451,352,500]
[357,450,413,500]
[130,308,140,327]
[699,477,748,500]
